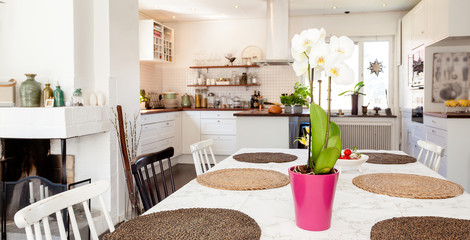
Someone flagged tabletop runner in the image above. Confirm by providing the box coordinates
[352,173,464,199]
[370,216,470,240]
[197,168,289,190]
[362,152,417,164]
[103,208,261,240]
[233,152,298,163]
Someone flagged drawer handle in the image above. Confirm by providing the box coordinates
[432,120,436,123]
[432,130,436,133]
[217,114,220,117]
[217,120,220,123]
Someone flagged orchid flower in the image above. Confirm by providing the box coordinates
[290,28,355,174]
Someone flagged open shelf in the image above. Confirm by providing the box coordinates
[189,65,260,69]
[187,84,260,87]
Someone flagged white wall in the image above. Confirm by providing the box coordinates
[0,0,75,99]
[139,12,405,105]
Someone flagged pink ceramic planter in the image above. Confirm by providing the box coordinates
[288,166,340,231]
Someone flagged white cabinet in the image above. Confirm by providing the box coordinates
[182,111,201,154]
[423,115,470,191]
[410,1,426,49]
[140,112,181,156]
[200,111,239,155]
[139,20,174,62]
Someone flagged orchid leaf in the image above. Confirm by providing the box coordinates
[310,103,327,166]
[314,147,341,174]
[326,135,342,153]
[328,122,341,138]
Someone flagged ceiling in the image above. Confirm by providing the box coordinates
[138,0,420,23]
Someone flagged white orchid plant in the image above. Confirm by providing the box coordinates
[291,28,355,174]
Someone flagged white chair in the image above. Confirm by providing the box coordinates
[14,180,115,240]
[190,139,217,175]
[416,140,445,172]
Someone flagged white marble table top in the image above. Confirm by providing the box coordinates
[145,148,470,240]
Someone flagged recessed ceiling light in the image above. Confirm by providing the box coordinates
[332,6,337,9]
[172,16,176,19]
[222,13,226,17]
[234,5,239,9]
[154,6,159,9]
[190,7,196,11]
[382,3,387,7]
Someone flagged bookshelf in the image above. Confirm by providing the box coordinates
[139,20,174,62]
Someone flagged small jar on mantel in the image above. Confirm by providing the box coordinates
[72,88,84,106]
[20,73,41,107]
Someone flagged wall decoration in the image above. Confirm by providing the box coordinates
[409,48,425,87]
[367,59,384,76]
[432,52,470,103]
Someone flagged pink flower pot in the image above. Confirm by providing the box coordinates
[288,166,340,231]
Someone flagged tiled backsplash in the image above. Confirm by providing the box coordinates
[141,64,301,104]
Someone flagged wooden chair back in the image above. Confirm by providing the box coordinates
[14,180,114,240]
[417,140,445,172]
[190,139,217,175]
[131,147,176,211]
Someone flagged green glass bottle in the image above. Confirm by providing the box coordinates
[19,73,41,107]
[53,84,65,107]
[42,83,53,107]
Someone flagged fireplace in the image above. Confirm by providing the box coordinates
[0,106,110,239]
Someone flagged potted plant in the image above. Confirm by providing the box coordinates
[292,82,310,114]
[280,93,294,113]
[290,28,355,231]
[338,81,365,115]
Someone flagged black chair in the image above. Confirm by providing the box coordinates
[131,147,176,211]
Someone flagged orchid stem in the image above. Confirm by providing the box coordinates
[307,67,314,171]
[324,76,332,150]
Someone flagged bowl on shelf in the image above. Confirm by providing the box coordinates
[335,154,369,172]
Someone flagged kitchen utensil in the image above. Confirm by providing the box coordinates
[162,92,177,99]
[181,93,191,107]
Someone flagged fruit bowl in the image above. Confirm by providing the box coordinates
[335,154,369,172]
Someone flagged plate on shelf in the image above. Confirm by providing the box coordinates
[241,46,262,62]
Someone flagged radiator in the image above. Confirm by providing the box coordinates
[337,122,392,150]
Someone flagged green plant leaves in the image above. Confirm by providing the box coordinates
[314,147,341,174]
[309,103,327,167]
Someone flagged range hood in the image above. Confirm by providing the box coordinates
[254,0,293,66]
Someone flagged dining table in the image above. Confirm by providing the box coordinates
[144,148,470,239]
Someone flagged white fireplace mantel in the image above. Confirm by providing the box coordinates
[0,106,109,139]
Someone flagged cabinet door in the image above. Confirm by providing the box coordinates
[182,111,201,154]
[173,112,182,156]
[201,135,237,155]
[411,1,425,49]
[200,119,236,135]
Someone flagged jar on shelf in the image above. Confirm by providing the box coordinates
[72,88,84,106]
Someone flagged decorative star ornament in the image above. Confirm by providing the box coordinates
[368,59,384,76]
[413,57,424,74]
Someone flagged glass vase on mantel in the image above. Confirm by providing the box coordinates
[19,73,41,107]
[42,83,53,107]
[53,84,65,107]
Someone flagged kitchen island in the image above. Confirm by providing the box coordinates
[235,109,398,150]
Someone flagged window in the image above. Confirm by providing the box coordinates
[306,37,392,112]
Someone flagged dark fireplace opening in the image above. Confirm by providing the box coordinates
[0,138,78,239]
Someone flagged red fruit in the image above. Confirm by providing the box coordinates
[344,149,352,156]
[343,155,350,159]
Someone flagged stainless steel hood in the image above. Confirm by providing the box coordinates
[254,0,293,66]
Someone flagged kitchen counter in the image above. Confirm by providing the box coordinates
[140,108,183,115]
[234,109,397,118]
[141,107,254,114]
[424,112,470,118]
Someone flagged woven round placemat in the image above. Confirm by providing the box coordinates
[103,208,261,240]
[233,152,298,163]
[362,152,416,164]
[196,168,289,190]
[352,173,463,199]
[370,216,470,240]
